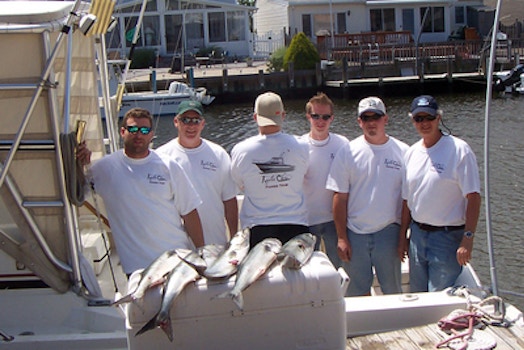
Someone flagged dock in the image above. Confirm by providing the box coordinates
[124,60,489,102]
[346,319,524,349]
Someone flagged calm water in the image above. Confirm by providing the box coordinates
[152,91,524,310]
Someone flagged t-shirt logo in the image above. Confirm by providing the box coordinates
[147,173,167,184]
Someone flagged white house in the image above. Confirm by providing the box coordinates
[107,0,254,58]
[253,0,492,45]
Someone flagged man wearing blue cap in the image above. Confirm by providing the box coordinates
[399,95,481,292]
[157,100,238,245]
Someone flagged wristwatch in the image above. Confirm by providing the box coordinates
[464,231,474,239]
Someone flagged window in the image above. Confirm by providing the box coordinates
[143,16,159,46]
[313,13,333,36]
[302,14,312,37]
[185,13,204,52]
[455,6,465,24]
[370,8,395,32]
[209,12,226,42]
[337,12,347,34]
[227,11,245,41]
[421,7,445,33]
[402,9,415,34]
[165,14,183,53]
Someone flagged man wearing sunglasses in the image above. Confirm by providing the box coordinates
[76,107,204,277]
[157,100,238,246]
[231,92,309,248]
[399,95,481,293]
[300,92,349,269]
[327,96,408,296]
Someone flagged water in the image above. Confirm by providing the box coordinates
[152,91,524,311]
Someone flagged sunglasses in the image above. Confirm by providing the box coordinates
[125,125,152,135]
[413,115,437,123]
[178,117,203,125]
[360,113,383,122]
[310,113,332,121]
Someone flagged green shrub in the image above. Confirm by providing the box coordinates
[130,49,157,69]
[267,46,287,72]
[283,32,320,70]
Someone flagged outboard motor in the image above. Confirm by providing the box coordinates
[493,64,524,92]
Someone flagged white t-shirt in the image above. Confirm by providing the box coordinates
[327,135,409,234]
[402,135,480,226]
[89,150,202,274]
[300,132,350,226]
[157,138,237,245]
[231,131,309,228]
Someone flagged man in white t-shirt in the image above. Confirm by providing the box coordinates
[77,107,204,276]
[399,95,481,292]
[300,92,349,268]
[157,100,238,245]
[327,97,408,296]
[231,92,309,248]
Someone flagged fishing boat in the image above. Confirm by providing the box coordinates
[0,1,522,350]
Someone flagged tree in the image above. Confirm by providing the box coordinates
[283,32,320,70]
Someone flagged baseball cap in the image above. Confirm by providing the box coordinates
[177,100,203,116]
[254,92,284,127]
[358,97,386,117]
[410,95,439,116]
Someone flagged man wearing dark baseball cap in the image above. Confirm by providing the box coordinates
[400,95,481,293]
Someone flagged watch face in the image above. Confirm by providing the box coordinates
[464,231,474,238]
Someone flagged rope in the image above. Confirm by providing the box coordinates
[60,132,85,206]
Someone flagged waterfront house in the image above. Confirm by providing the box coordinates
[106,0,254,61]
[253,0,493,46]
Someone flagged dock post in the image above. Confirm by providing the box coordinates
[187,68,195,88]
[342,57,349,98]
[258,69,265,89]
[222,68,228,92]
[447,57,453,83]
[149,67,157,93]
[315,62,322,86]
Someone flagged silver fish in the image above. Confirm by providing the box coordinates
[113,250,181,306]
[215,237,282,311]
[203,228,250,279]
[176,248,207,274]
[277,233,317,269]
[198,244,225,267]
[135,258,200,341]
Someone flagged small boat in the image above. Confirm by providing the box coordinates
[117,80,215,118]
[493,63,524,95]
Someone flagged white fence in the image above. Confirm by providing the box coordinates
[253,31,286,59]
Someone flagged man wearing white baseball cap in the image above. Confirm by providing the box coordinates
[327,96,408,296]
[231,91,310,248]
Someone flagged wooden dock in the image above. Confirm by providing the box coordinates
[346,315,524,350]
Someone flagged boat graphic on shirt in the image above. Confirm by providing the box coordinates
[254,153,295,174]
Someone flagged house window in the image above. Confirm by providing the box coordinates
[455,6,465,24]
[370,8,395,32]
[209,12,226,42]
[313,13,333,36]
[227,11,245,41]
[165,14,183,53]
[302,14,312,37]
[185,13,204,51]
[337,12,346,33]
[421,7,445,33]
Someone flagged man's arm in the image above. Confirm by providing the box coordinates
[333,192,350,262]
[398,200,411,262]
[182,209,205,248]
[223,197,239,237]
[457,192,481,265]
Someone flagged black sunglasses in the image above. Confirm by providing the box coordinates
[178,117,203,125]
[413,115,437,123]
[310,113,332,121]
[125,125,152,135]
[360,114,383,122]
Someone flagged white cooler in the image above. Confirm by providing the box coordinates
[126,252,348,350]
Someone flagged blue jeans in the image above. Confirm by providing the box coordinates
[309,221,347,269]
[346,224,402,296]
[409,222,463,292]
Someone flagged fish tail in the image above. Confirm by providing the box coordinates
[112,293,133,306]
[232,291,244,311]
[135,313,159,337]
[159,316,174,342]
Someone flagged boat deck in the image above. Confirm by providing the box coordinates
[346,318,524,349]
